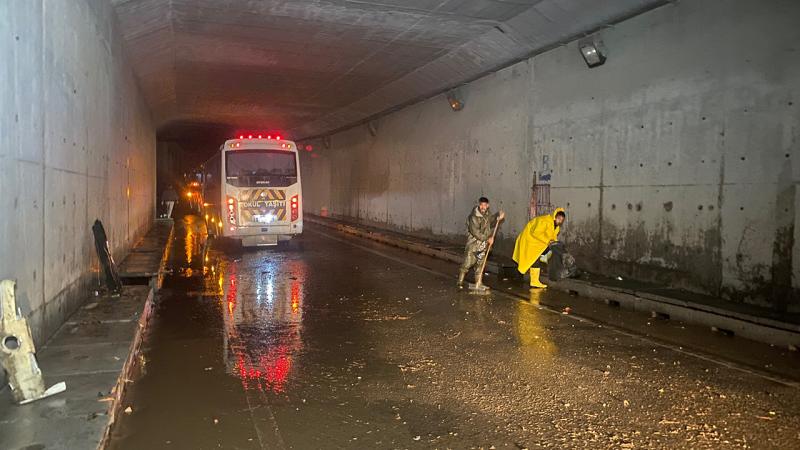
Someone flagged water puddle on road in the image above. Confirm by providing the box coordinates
[107,215,800,449]
[212,249,308,394]
[108,215,312,448]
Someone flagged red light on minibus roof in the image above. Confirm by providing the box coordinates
[234,133,284,141]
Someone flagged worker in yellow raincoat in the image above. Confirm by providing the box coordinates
[512,208,566,288]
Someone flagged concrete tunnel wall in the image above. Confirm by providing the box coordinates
[0,0,156,355]
[301,0,800,312]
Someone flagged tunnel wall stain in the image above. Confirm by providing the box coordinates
[302,0,800,312]
[0,0,157,354]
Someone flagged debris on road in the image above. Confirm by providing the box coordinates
[105,221,800,449]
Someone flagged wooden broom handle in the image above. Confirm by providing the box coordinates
[475,219,502,283]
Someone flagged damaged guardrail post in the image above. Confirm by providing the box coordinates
[0,279,65,404]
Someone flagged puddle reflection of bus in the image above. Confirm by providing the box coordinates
[217,261,305,393]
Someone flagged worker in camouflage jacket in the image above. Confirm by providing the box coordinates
[458,197,505,288]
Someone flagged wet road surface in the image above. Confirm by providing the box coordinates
[108,215,800,449]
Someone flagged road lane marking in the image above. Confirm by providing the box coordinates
[242,387,286,450]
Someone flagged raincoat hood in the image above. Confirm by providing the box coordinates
[512,207,565,274]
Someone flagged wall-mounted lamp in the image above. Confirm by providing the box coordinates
[579,39,607,68]
[446,89,464,111]
[367,120,378,137]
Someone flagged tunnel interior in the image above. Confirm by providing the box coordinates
[1,1,800,448]
[130,0,799,312]
[1,0,798,352]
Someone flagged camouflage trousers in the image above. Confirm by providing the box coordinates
[460,240,488,274]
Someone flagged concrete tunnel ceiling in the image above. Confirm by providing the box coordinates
[112,0,666,140]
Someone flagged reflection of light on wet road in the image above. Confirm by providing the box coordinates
[256,259,279,306]
[255,273,262,304]
[527,288,542,306]
[236,344,293,392]
[184,216,197,265]
[515,291,556,361]
[291,281,300,314]
[217,252,308,393]
[256,270,275,306]
[226,265,238,317]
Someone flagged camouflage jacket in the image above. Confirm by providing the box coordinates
[465,206,498,250]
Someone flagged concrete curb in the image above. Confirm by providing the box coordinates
[154,219,175,291]
[98,220,174,449]
[554,279,800,348]
[97,286,155,449]
[306,215,800,349]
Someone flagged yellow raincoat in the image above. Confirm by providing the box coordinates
[512,207,565,274]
